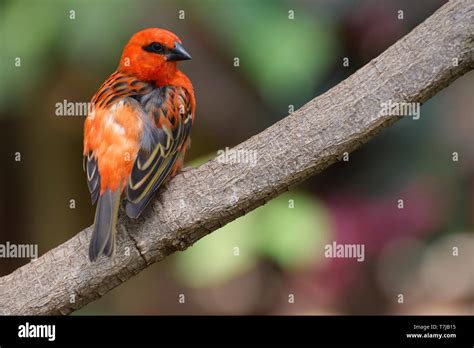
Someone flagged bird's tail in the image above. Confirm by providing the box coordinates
[89,188,121,261]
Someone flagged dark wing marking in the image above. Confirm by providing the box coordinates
[83,152,100,204]
[91,71,154,108]
[125,151,180,219]
[125,86,193,219]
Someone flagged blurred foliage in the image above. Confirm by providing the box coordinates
[1,0,337,114]
[253,192,329,267]
[175,191,330,287]
[193,0,338,110]
[0,0,139,113]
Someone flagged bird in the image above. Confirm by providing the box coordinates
[83,28,195,261]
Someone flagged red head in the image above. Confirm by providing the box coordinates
[118,28,192,85]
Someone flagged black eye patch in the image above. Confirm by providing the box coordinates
[142,42,166,54]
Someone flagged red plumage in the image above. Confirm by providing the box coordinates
[83,28,195,261]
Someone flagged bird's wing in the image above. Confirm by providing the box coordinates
[83,152,100,204]
[83,71,154,204]
[91,71,154,109]
[125,86,194,219]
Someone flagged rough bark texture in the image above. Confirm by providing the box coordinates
[1,0,472,315]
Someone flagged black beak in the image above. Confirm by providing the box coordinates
[166,41,192,61]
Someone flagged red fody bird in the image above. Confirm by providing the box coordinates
[83,28,195,261]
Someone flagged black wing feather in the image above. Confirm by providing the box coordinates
[125,86,193,219]
[84,152,100,204]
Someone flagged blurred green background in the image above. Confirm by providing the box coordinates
[1,0,473,314]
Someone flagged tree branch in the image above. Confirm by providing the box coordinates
[1,0,472,315]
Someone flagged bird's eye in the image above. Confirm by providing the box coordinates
[143,42,165,54]
[151,43,164,53]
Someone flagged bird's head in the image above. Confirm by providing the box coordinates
[119,28,191,84]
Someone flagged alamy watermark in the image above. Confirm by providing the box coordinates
[379,100,420,120]
[217,147,258,167]
[324,241,365,262]
[0,241,38,260]
[18,322,55,341]
[55,99,95,116]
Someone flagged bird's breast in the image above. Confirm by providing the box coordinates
[84,100,144,193]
